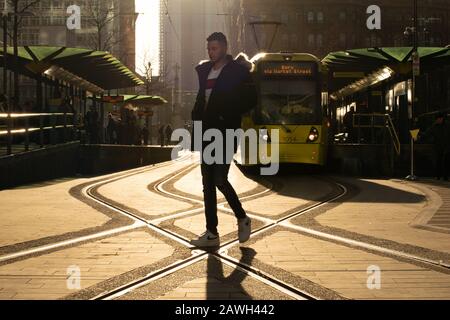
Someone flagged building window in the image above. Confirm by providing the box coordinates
[307,11,314,23]
[339,33,346,47]
[282,34,289,49]
[339,11,346,21]
[308,34,315,47]
[260,32,267,49]
[317,34,323,47]
[281,12,289,24]
[317,12,324,23]
[290,34,298,49]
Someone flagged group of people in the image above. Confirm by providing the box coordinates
[106,112,151,146]
[84,106,151,146]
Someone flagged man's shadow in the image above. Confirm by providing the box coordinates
[205,247,257,300]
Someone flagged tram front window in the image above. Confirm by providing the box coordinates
[258,80,321,125]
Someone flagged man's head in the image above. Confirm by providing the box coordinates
[207,32,228,64]
[436,111,446,124]
[350,107,355,113]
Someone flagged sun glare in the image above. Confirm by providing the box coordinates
[135,0,160,77]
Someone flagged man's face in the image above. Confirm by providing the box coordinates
[436,117,444,124]
[207,40,227,63]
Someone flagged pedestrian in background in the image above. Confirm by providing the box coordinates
[343,106,356,143]
[420,111,450,181]
[85,106,99,144]
[107,113,117,144]
[165,124,173,145]
[159,124,166,147]
[142,125,149,145]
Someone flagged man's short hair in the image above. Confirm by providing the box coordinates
[207,32,228,46]
[436,111,446,119]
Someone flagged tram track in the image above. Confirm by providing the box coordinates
[0,153,195,264]
[70,158,450,299]
[2,152,450,300]
[87,159,329,300]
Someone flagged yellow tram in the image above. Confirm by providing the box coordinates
[238,52,330,166]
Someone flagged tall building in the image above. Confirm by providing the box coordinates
[223,0,450,59]
[159,0,228,128]
[11,0,136,70]
[160,0,228,92]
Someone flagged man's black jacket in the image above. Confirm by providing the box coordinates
[421,122,450,153]
[192,54,257,132]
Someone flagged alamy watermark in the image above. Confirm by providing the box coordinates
[170,121,280,176]
[66,265,81,290]
[366,5,382,30]
[367,265,382,290]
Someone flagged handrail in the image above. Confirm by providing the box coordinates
[385,114,401,155]
[351,113,401,155]
[0,112,79,156]
[0,112,74,118]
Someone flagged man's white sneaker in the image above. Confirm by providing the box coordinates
[190,230,220,247]
[238,217,251,243]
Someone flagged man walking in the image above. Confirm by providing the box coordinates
[190,32,257,247]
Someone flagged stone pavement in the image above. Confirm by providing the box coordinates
[0,177,110,248]
[95,159,197,219]
[1,154,450,300]
[310,178,450,255]
[0,230,174,300]
[412,180,450,230]
[229,229,450,300]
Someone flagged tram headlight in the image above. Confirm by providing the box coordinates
[307,127,319,143]
[259,128,271,143]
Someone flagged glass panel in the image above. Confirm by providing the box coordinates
[258,80,321,125]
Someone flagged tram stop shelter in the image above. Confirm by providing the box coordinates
[322,46,450,177]
[0,45,144,110]
[323,46,450,143]
[0,46,145,155]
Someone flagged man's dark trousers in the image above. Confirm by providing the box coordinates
[201,162,246,236]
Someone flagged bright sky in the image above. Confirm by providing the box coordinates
[135,0,160,77]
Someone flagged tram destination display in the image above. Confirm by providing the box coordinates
[261,61,317,78]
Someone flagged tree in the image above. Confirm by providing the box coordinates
[136,51,173,96]
[1,0,41,110]
[84,0,122,52]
